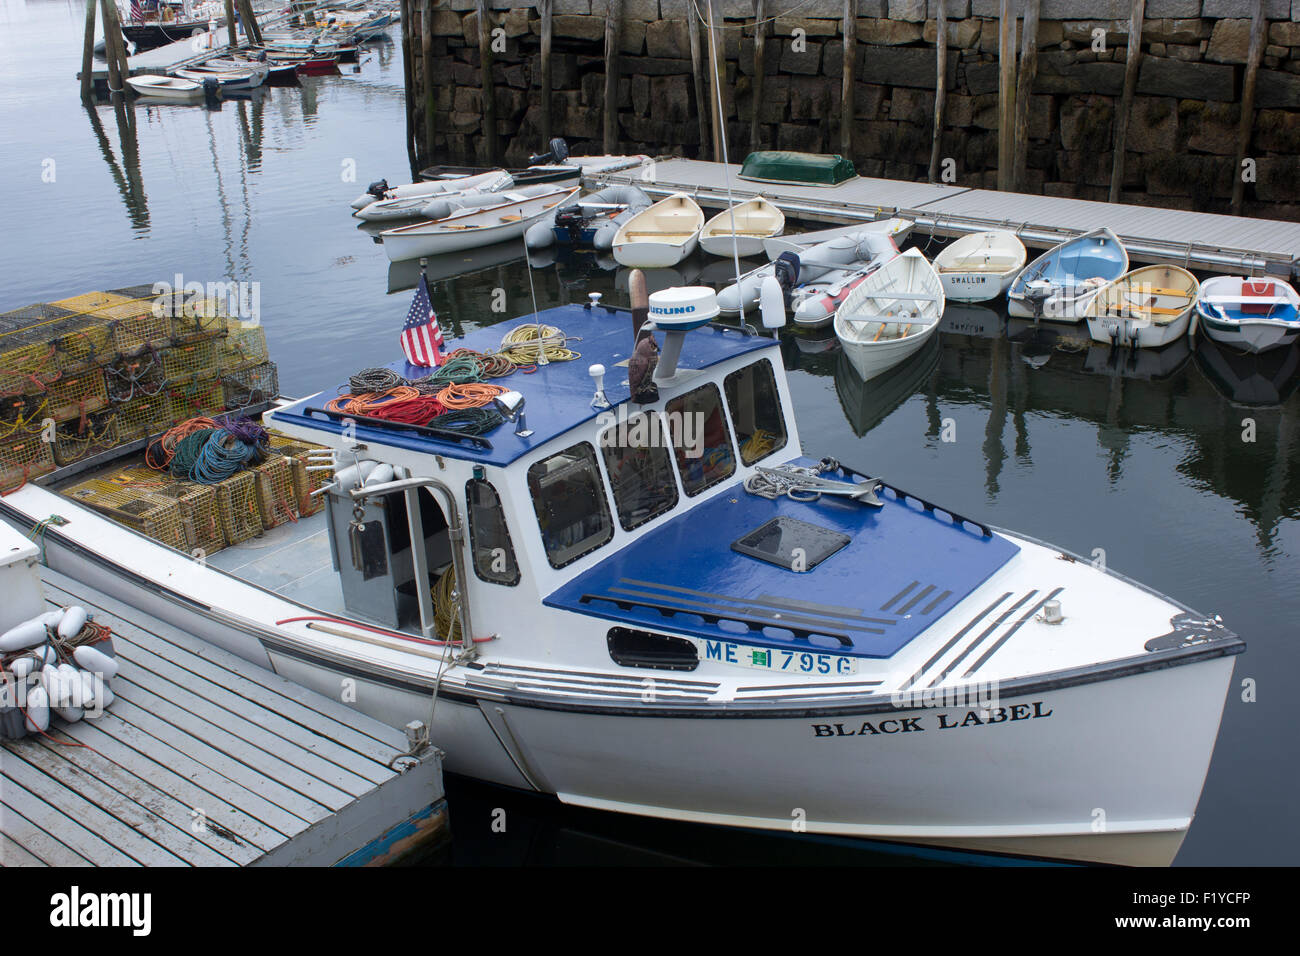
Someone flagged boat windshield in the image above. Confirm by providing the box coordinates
[527,442,615,568]
[600,413,679,532]
[666,383,736,496]
[723,358,788,466]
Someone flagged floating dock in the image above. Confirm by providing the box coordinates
[587,158,1300,281]
[1,566,446,867]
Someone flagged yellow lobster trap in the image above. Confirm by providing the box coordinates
[52,410,120,467]
[0,415,55,493]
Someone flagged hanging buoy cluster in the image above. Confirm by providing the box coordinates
[0,605,118,738]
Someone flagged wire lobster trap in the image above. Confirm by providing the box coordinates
[61,476,188,552]
[41,367,109,422]
[0,418,55,493]
[268,438,334,517]
[113,392,170,443]
[167,378,224,425]
[104,347,166,404]
[52,410,120,467]
[114,466,226,559]
[250,453,298,529]
[0,308,65,398]
[164,293,229,345]
[100,293,172,357]
[161,339,220,384]
[214,469,263,546]
[223,361,279,410]
[219,319,269,372]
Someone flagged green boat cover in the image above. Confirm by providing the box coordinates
[737,151,857,187]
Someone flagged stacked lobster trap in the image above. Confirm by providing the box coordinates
[0,284,280,491]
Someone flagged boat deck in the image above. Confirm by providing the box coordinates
[587,158,1300,279]
[1,566,446,866]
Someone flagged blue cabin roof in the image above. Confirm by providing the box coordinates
[545,464,1021,660]
[269,303,775,467]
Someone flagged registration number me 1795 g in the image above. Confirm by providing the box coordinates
[694,639,858,675]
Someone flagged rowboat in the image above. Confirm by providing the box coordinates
[124,74,203,101]
[174,64,268,90]
[611,193,704,268]
[380,187,578,261]
[933,230,1027,303]
[1194,276,1300,354]
[738,150,857,186]
[350,169,512,211]
[1007,228,1129,322]
[1,281,1243,867]
[699,197,786,258]
[1084,265,1199,349]
[834,248,946,381]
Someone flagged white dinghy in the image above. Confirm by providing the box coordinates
[933,230,1027,303]
[1084,264,1199,349]
[380,186,578,261]
[125,74,204,101]
[1006,227,1129,322]
[699,197,785,258]
[350,169,513,211]
[611,193,704,268]
[834,247,946,381]
[1194,276,1300,353]
[173,63,268,90]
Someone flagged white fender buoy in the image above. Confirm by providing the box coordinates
[57,606,88,640]
[10,647,53,679]
[53,702,84,723]
[24,686,50,733]
[38,610,64,627]
[73,645,119,681]
[83,680,114,716]
[0,619,48,652]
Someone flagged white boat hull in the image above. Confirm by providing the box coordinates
[611,192,704,268]
[1088,308,1192,348]
[840,321,940,381]
[941,270,1017,303]
[1006,287,1104,321]
[612,234,698,268]
[381,189,576,261]
[700,234,767,258]
[1201,317,1300,353]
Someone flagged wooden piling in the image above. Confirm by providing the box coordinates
[421,0,436,167]
[1108,0,1145,203]
[238,0,263,45]
[996,0,1016,191]
[223,0,238,48]
[400,0,418,175]
[749,0,765,152]
[928,0,947,183]
[704,0,724,162]
[1013,0,1040,192]
[540,0,553,144]
[688,9,710,158]
[604,0,622,154]
[1231,0,1267,215]
[840,0,854,156]
[98,0,125,94]
[476,0,498,165]
[81,0,97,102]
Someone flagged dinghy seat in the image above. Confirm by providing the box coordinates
[1242,280,1278,315]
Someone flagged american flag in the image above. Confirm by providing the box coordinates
[400,274,445,368]
[129,0,143,22]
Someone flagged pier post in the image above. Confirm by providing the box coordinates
[996,0,1016,191]
[223,0,238,48]
[688,8,711,158]
[1013,0,1040,192]
[1108,0,1144,203]
[604,0,622,154]
[1231,0,1267,215]
[928,0,946,183]
[539,0,553,144]
[400,0,418,174]
[705,0,725,162]
[421,0,436,167]
[750,0,765,152]
[238,0,263,45]
[81,0,97,102]
[476,0,499,164]
[840,0,854,156]
[98,0,125,94]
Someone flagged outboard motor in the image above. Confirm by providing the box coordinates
[366,179,390,200]
[528,137,569,166]
[773,252,801,307]
[1023,278,1053,320]
[202,76,221,109]
[554,204,588,243]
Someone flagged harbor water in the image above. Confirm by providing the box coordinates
[2,0,1295,866]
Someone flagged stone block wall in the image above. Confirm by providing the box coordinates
[407,0,1300,219]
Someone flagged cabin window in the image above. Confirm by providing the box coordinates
[527,442,615,568]
[724,358,788,466]
[466,479,520,586]
[600,413,679,531]
[666,383,736,497]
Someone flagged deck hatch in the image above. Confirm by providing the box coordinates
[730,516,850,572]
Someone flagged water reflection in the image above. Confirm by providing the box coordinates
[84,98,150,231]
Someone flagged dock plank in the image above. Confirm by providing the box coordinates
[2,748,193,866]
[0,800,91,866]
[0,781,141,867]
[0,831,45,867]
[41,569,408,758]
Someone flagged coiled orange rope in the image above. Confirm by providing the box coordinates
[435,382,505,410]
[145,417,217,470]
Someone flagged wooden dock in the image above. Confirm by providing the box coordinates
[1,567,446,867]
[587,158,1300,280]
